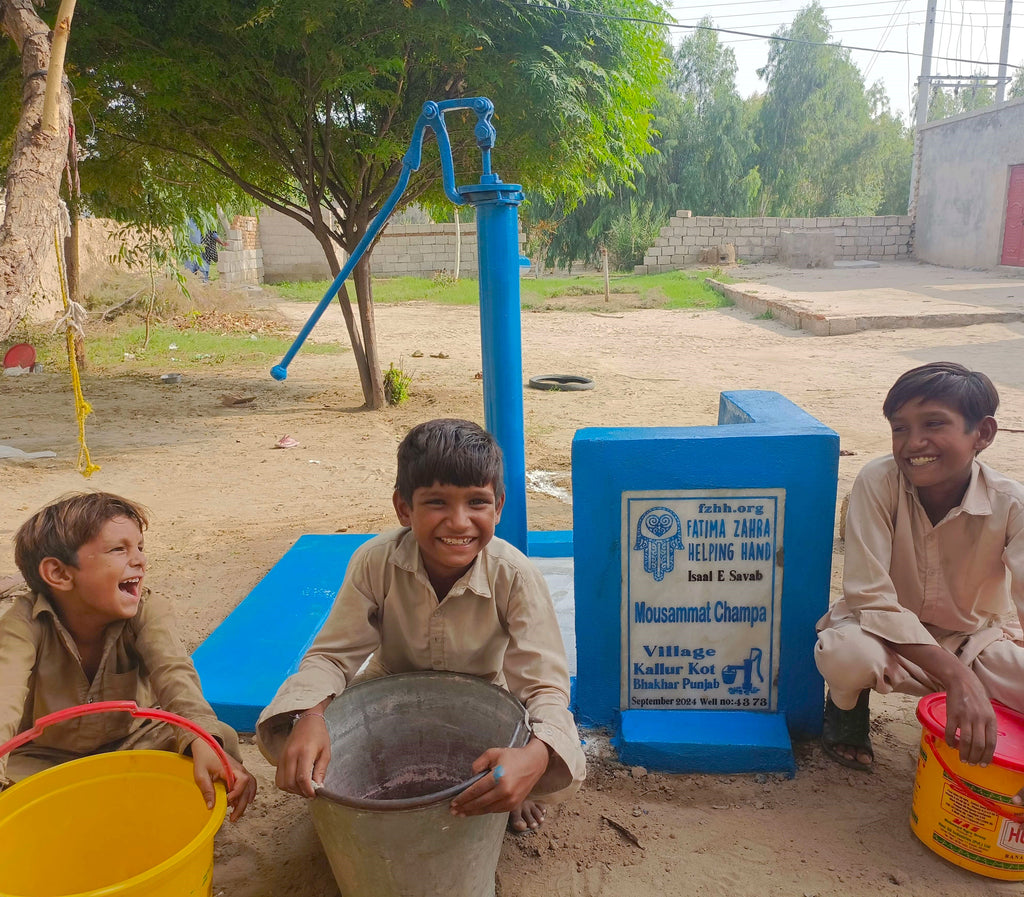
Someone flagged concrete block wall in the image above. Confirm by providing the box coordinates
[259,207,336,282]
[371,222,479,277]
[259,206,528,280]
[635,211,913,273]
[217,215,264,286]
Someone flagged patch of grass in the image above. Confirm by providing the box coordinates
[756,309,775,320]
[269,276,480,305]
[10,322,341,374]
[269,268,734,311]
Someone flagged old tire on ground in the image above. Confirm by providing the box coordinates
[527,374,594,392]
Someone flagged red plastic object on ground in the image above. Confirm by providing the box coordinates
[2,342,36,369]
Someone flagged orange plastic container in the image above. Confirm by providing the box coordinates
[911,693,1024,880]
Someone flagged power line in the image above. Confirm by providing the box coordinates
[507,1,1023,72]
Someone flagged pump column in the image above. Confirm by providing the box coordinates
[459,176,528,553]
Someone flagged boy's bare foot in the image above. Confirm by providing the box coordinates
[508,799,546,833]
[821,689,874,772]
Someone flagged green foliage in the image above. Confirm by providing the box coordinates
[383,362,413,406]
[926,74,997,122]
[605,201,666,271]
[1010,65,1024,99]
[73,0,668,243]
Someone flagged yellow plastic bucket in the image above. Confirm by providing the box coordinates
[0,702,229,897]
[911,693,1024,880]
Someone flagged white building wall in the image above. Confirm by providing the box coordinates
[915,98,1024,270]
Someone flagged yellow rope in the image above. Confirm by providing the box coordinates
[54,227,100,477]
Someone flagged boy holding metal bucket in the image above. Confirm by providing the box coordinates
[815,362,1024,801]
[0,491,256,819]
[257,418,584,832]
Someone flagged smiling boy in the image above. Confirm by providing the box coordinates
[815,362,1024,783]
[257,418,584,832]
[0,492,256,820]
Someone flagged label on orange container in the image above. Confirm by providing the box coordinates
[999,820,1024,853]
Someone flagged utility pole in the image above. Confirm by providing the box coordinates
[996,0,1014,104]
[908,0,939,217]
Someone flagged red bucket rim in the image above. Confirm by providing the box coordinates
[917,692,1024,774]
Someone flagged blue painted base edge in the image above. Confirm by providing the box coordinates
[615,710,796,776]
[527,530,572,557]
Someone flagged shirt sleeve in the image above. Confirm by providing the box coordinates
[500,562,585,799]
[842,463,939,647]
[132,594,242,761]
[0,600,37,784]
[255,544,383,764]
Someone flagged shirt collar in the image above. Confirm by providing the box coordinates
[30,590,131,644]
[30,590,59,620]
[390,527,492,599]
[899,457,991,518]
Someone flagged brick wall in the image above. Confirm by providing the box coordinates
[635,210,913,273]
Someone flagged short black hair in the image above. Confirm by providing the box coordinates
[395,419,504,502]
[883,362,999,430]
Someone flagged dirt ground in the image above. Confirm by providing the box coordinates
[3,265,1024,897]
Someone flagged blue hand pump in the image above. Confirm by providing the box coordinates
[270,98,529,552]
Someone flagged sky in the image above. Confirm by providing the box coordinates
[662,0,1024,122]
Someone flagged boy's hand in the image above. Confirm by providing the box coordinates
[943,666,999,767]
[191,739,257,822]
[276,712,332,798]
[449,737,550,818]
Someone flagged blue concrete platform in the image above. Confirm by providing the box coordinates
[192,530,573,732]
[618,710,795,775]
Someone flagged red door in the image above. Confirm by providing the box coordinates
[1002,164,1024,266]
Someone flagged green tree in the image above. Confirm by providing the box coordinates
[72,0,666,407]
[1010,64,1024,99]
[926,73,996,122]
[754,2,877,216]
[665,20,756,217]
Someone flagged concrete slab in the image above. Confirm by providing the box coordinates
[708,260,1024,336]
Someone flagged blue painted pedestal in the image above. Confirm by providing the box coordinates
[572,390,839,774]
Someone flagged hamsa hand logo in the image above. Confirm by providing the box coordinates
[634,507,683,582]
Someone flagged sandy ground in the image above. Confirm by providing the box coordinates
[3,265,1024,896]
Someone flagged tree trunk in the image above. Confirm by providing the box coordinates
[352,256,384,410]
[307,222,379,407]
[0,0,74,340]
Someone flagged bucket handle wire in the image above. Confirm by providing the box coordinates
[315,716,527,810]
[923,731,1024,824]
[0,700,236,789]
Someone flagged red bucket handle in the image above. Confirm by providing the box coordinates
[923,731,1024,824]
[0,700,235,789]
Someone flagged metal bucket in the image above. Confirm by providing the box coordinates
[309,671,530,897]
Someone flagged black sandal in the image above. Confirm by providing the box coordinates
[821,689,874,772]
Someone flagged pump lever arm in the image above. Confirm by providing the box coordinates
[271,97,496,381]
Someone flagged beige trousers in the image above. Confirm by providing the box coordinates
[815,620,1024,712]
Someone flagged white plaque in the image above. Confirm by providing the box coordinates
[621,489,784,711]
